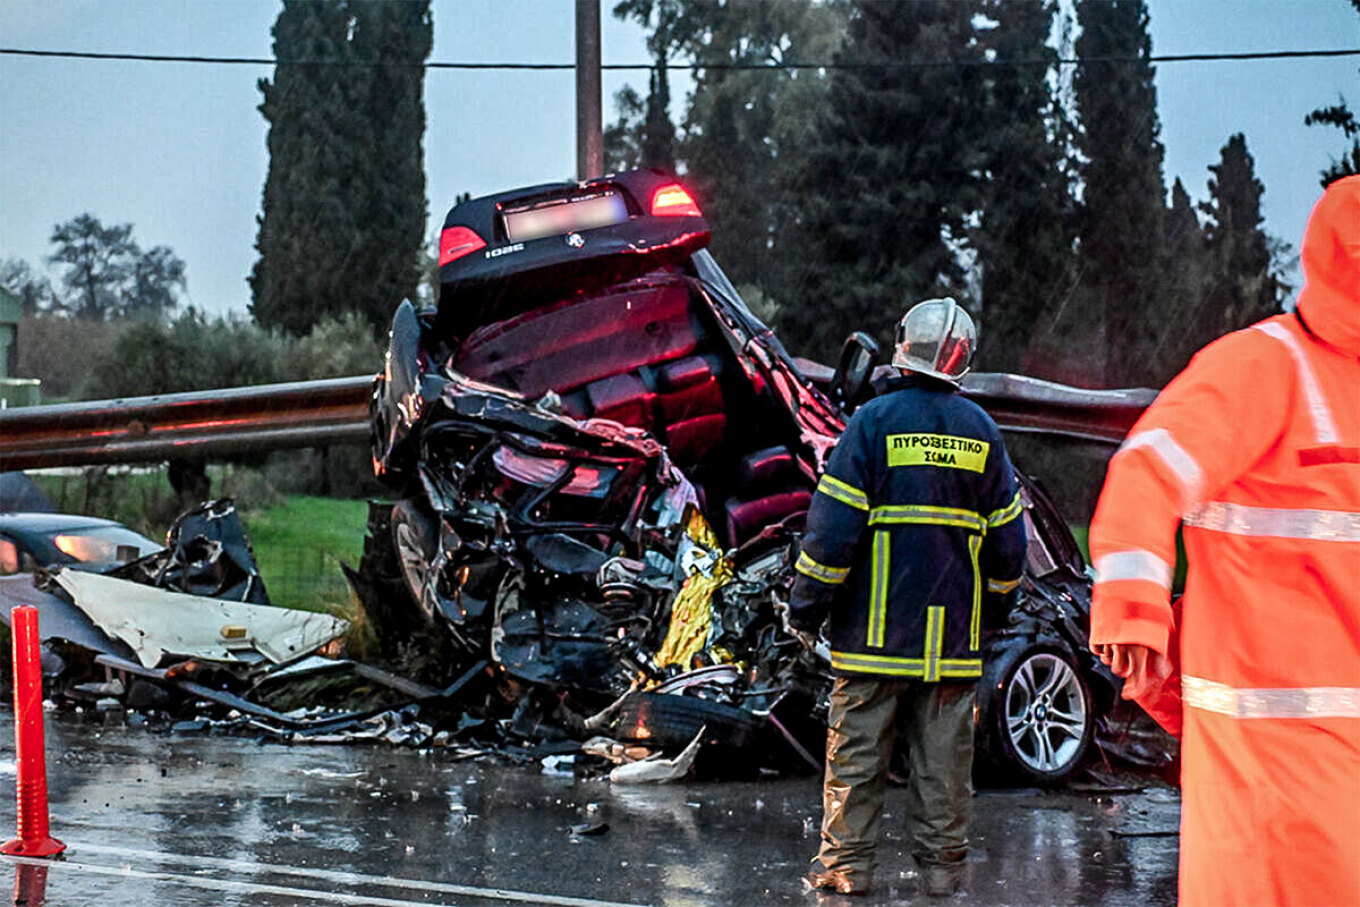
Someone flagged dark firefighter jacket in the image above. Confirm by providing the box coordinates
[789,374,1027,680]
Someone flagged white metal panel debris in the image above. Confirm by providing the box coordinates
[54,569,349,668]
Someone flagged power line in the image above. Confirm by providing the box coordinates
[1,46,1358,70]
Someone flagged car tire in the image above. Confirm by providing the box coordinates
[613,691,765,753]
[347,501,432,658]
[976,642,1093,786]
[390,500,440,624]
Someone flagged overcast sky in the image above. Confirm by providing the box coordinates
[1,0,1357,320]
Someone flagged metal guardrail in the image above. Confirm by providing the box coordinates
[960,372,1156,445]
[0,376,374,471]
[0,371,1154,472]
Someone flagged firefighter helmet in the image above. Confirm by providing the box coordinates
[891,297,976,384]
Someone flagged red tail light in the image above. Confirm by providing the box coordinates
[650,184,702,218]
[438,226,487,266]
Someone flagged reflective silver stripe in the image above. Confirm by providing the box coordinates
[1183,675,1360,719]
[795,551,850,584]
[816,475,869,511]
[986,492,1023,528]
[1254,321,1339,444]
[1184,501,1360,542]
[1093,549,1173,590]
[1119,428,1204,506]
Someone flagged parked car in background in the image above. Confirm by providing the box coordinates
[0,512,160,575]
[359,170,1119,784]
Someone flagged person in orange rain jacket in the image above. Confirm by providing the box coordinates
[1089,173,1360,906]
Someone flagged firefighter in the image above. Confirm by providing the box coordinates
[788,297,1027,898]
[1089,174,1360,906]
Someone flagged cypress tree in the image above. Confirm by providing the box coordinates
[1072,0,1166,387]
[251,0,431,336]
[973,0,1079,378]
[642,61,677,171]
[350,0,432,330]
[1196,134,1282,345]
[1304,0,1360,185]
[1147,177,1209,383]
[779,0,988,362]
[604,57,677,173]
[610,0,846,311]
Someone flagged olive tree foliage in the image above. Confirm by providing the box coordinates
[251,0,432,337]
[86,309,382,399]
[13,314,125,400]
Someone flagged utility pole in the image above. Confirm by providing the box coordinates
[575,0,603,181]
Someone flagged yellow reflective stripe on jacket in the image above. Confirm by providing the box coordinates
[987,576,1021,594]
[968,536,983,650]
[924,606,945,681]
[816,474,870,511]
[987,492,1023,528]
[868,504,986,533]
[868,531,889,648]
[830,650,984,679]
[795,551,850,585]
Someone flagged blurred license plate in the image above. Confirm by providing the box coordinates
[502,192,629,242]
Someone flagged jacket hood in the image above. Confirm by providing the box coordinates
[1296,175,1360,356]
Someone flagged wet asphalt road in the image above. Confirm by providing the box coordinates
[0,711,1179,906]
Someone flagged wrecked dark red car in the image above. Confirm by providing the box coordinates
[360,170,1120,783]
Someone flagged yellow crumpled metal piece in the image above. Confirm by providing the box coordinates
[652,506,735,672]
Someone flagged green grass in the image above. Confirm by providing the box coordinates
[30,469,181,540]
[29,466,371,615]
[236,496,371,615]
[1069,524,1090,562]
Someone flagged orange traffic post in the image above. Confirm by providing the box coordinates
[1,606,64,858]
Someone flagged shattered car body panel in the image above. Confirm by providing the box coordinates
[53,570,349,670]
[355,170,1124,782]
[6,498,348,701]
[109,498,271,604]
[0,573,136,669]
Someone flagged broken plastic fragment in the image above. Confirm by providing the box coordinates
[608,727,704,784]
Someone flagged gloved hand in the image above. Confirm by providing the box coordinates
[774,596,820,651]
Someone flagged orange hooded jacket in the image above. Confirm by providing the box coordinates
[1090,175,1360,907]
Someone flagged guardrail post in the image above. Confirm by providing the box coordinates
[2,606,65,858]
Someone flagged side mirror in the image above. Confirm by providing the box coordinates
[385,300,422,414]
[831,331,879,413]
[373,300,425,472]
